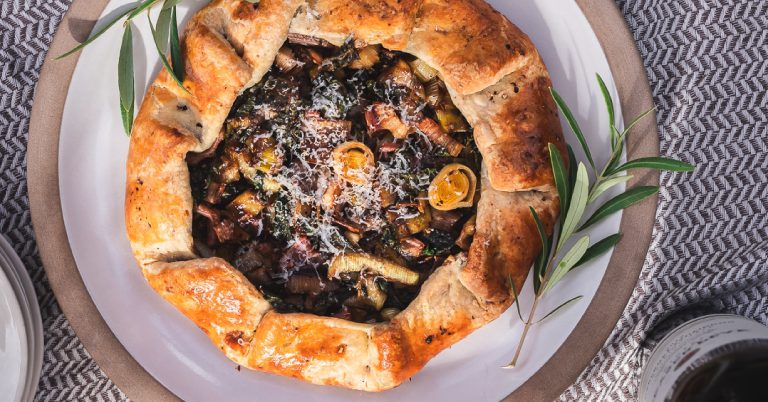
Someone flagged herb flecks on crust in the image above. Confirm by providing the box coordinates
[188,38,481,323]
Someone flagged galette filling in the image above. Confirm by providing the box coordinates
[188,35,481,323]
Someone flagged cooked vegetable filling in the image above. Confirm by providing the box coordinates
[188,36,481,323]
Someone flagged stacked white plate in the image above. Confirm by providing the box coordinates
[0,235,43,402]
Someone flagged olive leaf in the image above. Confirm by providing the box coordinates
[587,174,633,204]
[549,144,569,225]
[509,276,525,322]
[170,6,185,81]
[154,6,173,53]
[557,162,589,250]
[579,186,659,231]
[551,88,596,173]
[534,295,583,324]
[148,11,187,92]
[544,235,590,292]
[120,95,135,136]
[572,233,622,270]
[609,157,695,175]
[529,206,550,294]
[567,144,577,189]
[118,24,135,135]
[596,73,619,148]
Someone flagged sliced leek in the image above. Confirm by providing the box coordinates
[436,108,470,133]
[359,276,387,310]
[409,58,438,82]
[365,103,411,139]
[328,253,420,285]
[428,163,477,211]
[332,141,375,185]
[425,79,443,107]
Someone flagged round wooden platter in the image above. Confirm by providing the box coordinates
[27,0,658,400]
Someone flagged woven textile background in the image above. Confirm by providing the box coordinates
[0,0,765,400]
[562,0,768,400]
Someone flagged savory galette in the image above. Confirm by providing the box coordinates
[126,0,564,391]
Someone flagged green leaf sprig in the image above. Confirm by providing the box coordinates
[57,0,192,135]
[504,74,694,368]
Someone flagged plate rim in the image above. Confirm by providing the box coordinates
[0,235,43,402]
[27,1,659,400]
[0,242,29,402]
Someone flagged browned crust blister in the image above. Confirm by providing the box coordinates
[125,0,564,391]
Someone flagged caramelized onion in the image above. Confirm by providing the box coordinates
[302,112,353,137]
[428,164,477,211]
[380,188,396,208]
[204,181,225,204]
[214,154,241,183]
[286,275,339,294]
[365,103,411,139]
[399,237,426,257]
[332,141,375,184]
[344,230,362,245]
[424,79,443,108]
[226,107,276,131]
[349,45,380,69]
[195,204,248,244]
[430,209,462,231]
[321,180,342,210]
[378,59,425,99]
[305,49,324,66]
[416,118,464,156]
[275,46,302,73]
[404,194,431,234]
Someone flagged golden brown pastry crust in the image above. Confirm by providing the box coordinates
[125,0,564,391]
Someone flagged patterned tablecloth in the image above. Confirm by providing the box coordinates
[1,0,766,400]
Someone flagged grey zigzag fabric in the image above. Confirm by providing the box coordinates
[0,0,766,401]
[561,0,768,400]
[0,0,126,400]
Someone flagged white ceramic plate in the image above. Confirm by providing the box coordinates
[59,1,624,400]
[0,244,28,402]
[0,235,43,402]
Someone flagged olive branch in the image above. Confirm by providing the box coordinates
[504,74,695,368]
[56,0,259,135]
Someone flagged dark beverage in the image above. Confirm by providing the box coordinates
[639,315,768,402]
[672,344,768,402]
